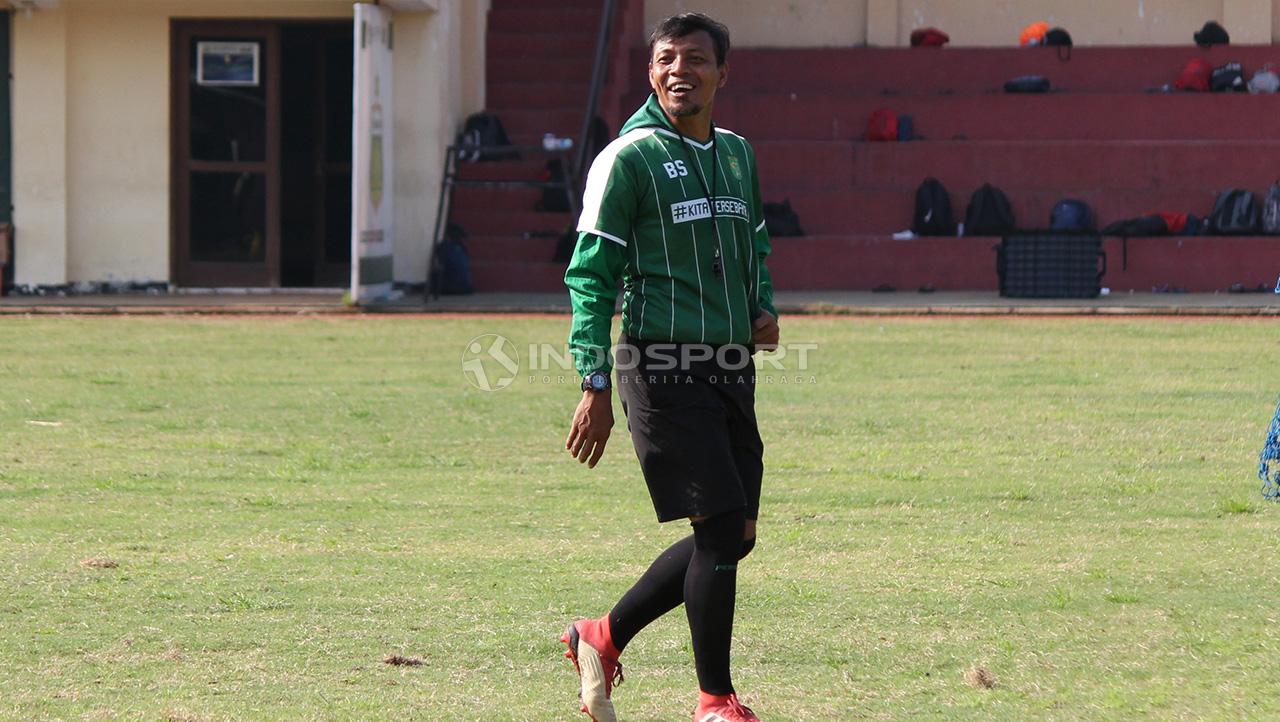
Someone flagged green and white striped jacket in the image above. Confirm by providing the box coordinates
[565,94,777,377]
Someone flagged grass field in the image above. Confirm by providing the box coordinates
[2,314,1279,721]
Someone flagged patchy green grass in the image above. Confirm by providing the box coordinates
[1,315,1278,721]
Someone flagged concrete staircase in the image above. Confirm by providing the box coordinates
[468,18,1280,293]
[453,0,642,293]
[619,44,1280,292]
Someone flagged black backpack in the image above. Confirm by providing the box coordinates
[964,183,1016,236]
[763,199,805,237]
[1211,62,1246,92]
[456,112,518,162]
[536,159,571,213]
[1208,188,1261,234]
[1050,199,1095,232]
[1044,28,1073,61]
[1263,183,1280,234]
[1044,28,1073,47]
[1194,20,1230,47]
[912,177,955,236]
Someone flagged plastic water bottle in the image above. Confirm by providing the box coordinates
[543,133,573,151]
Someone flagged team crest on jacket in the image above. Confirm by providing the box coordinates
[727,155,743,181]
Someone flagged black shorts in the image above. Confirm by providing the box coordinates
[615,335,764,523]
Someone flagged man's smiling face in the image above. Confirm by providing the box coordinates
[648,30,728,123]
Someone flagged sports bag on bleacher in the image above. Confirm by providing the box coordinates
[1249,66,1280,94]
[867,109,898,141]
[1262,183,1280,234]
[457,112,519,162]
[964,184,1016,236]
[1208,188,1261,235]
[911,178,955,236]
[1175,58,1213,91]
[1050,199,1095,232]
[764,199,806,237]
[1211,62,1246,92]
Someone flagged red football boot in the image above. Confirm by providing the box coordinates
[694,691,761,722]
[560,616,624,722]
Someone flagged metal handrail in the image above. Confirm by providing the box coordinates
[425,144,581,300]
[574,0,618,195]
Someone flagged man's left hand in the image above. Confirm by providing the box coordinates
[752,310,779,351]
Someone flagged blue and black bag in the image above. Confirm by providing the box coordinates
[1050,199,1095,232]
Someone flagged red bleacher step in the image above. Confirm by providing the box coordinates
[846,140,1280,193]
[707,91,1280,142]
[1103,236,1280,293]
[466,235,561,264]
[772,187,1224,235]
[766,234,1280,293]
[752,141,857,189]
[491,108,586,140]
[449,209,572,237]
[768,235,998,290]
[451,187,545,213]
[489,82,592,111]
[488,58,595,85]
[487,32,597,60]
[468,234,1280,293]
[471,260,569,294]
[453,158,555,182]
[487,8,601,35]
[490,0,601,9]
[630,46,1280,95]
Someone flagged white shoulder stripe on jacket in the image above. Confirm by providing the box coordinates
[576,127,657,246]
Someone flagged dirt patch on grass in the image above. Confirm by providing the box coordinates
[80,557,118,569]
[964,666,996,689]
[383,653,423,666]
[163,710,213,722]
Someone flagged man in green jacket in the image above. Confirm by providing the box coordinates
[560,13,778,722]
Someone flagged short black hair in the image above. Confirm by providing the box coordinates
[648,13,730,67]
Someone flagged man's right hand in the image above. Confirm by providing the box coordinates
[566,389,614,469]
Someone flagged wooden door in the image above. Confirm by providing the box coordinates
[172,22,281,286]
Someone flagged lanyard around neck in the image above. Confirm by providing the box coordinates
[675,127,718,219]
[674,127,723,277]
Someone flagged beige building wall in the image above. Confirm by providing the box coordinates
[11,7,68,286]
[883,0,1272,47]
[11,0,486,287]
[644,0,866,47]
[643,0,1277,46]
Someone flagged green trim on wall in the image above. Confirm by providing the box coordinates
[358,254,394,285]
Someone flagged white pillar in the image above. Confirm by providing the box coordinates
[12,5,69,286]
